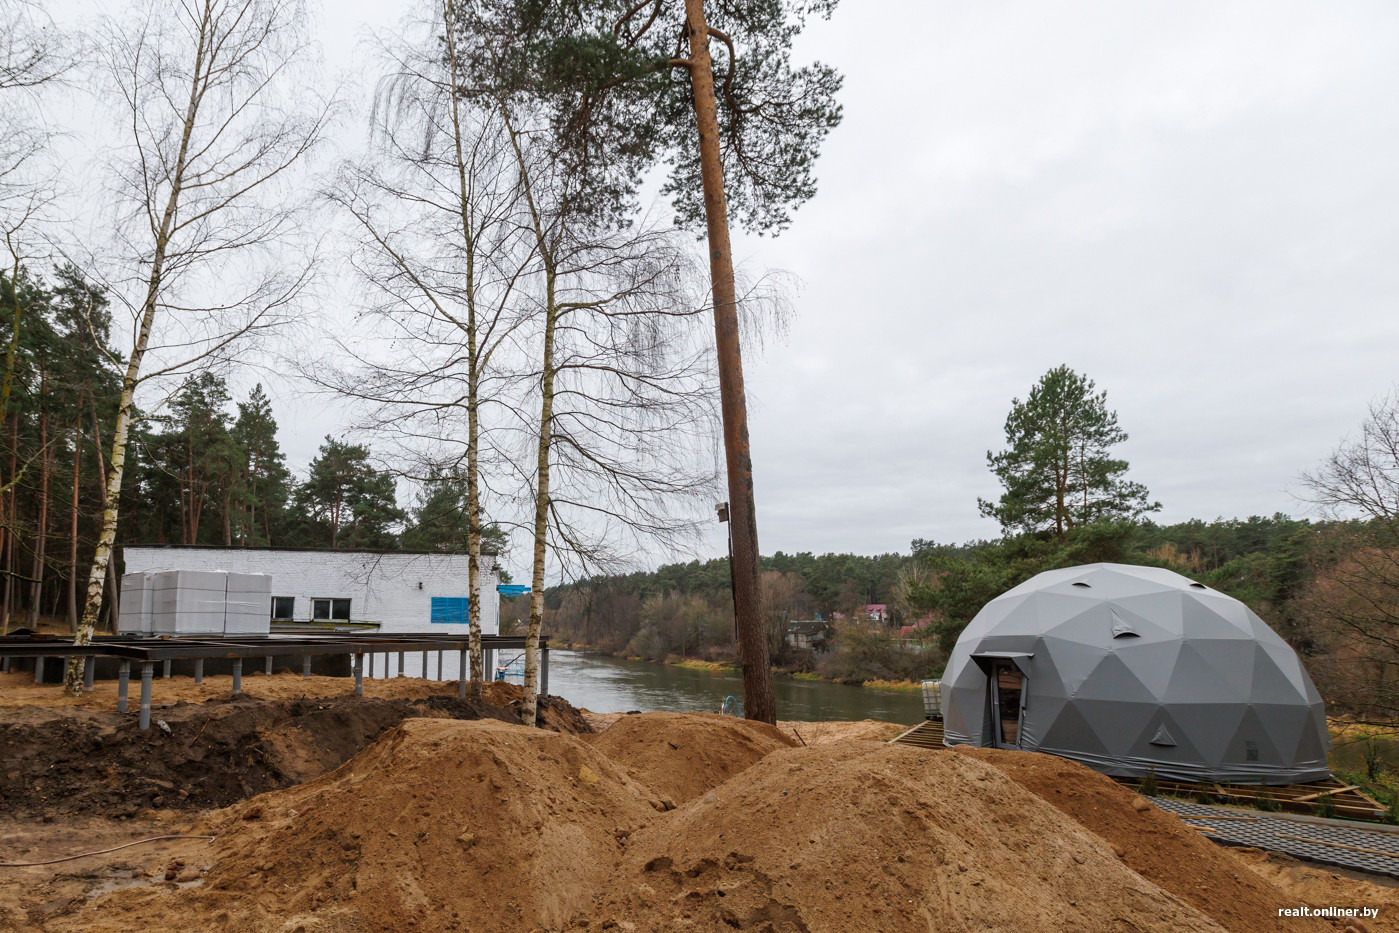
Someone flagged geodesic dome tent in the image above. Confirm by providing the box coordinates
[941,563,1330,784]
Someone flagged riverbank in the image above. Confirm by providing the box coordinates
[560,643,933,691]
[1,675,1390,933]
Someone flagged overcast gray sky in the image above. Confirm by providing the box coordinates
[52,0,1399,571]
[718,0,1399,560]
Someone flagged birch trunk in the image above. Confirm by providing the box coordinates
[63,1,210,695]
[522,277,557,727]
[443,0,483,697]
[499,106,557,728]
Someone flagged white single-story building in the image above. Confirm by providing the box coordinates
[122,545,501,640]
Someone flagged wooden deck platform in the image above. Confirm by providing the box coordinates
[888,719,1387,822]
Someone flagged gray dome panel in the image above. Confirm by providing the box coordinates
[941,562,1331,784]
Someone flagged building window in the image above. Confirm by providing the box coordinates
[430,597,469,624]
[312,598,351,621]
[271,596,296,621]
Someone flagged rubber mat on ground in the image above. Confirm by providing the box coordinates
[1149,796,1399,878]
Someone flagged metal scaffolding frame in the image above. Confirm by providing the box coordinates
[0,633,549,730]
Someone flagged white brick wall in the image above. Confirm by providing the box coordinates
[122,547,500,639]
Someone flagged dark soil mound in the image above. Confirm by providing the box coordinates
[0,687,590,817]
[587,711,795,804]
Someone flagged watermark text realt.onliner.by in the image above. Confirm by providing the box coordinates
[1276,906,1378,919]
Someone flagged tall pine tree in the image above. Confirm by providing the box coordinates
[979,365,1160,537]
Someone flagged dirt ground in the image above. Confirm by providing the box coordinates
[2,677,1396,932]
[1235,848,1399,933]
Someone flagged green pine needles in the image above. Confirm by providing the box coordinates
[979,365,1161,537]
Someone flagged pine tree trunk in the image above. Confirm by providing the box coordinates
[105,555,118,633]
[0,255,22,628]
[683,0,775,723]
[1,415,14,633]
[27,398,48,628]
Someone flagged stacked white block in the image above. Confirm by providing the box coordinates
[224,572,272,635]
[117,572,157,634]
[150,570,229,634]
[130,570,274,637]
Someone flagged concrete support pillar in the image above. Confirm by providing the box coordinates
[354,653,364,696]
[421,650,428,679]
[231,658,243,697]
[397,651,405,678]
[436,650,443,681]
[368,653,375,678]
[303,655,312,678]
[139,661,154,731]
[264,656,273,676]
[162,659,171,679]
[458,646,468,699]
[194,658,204,684]
[117,660,130,713]
[541,645,549,698]
[83,656,95,690]
[34,656,43,684]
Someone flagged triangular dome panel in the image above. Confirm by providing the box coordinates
[939,562,1331,783]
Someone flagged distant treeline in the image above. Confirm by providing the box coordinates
[539,515,1358,686]
[0,270,498,631]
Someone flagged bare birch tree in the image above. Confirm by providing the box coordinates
[63,0,332,694]
[314,0,531,697]
[493,100,720,726]
[1298,391,1399,721]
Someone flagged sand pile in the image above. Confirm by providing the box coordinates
[567,741,1231,933]
[587,712,795,804]
[779,718,904,746]
[194,718,662,933]
[954,746,1329,933]
[30,714,1346,933]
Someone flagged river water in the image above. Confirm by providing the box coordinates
[544,650,925,723]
